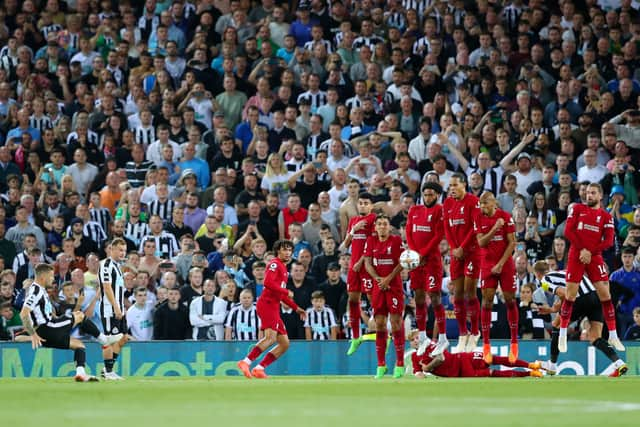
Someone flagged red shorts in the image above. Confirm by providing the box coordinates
[458,352,490,377]
[480,259,516,292]
[566,254,609,283]
[347,267,374,294]
[410,261,443,292]
[371,285,404,317]
[450,254,480,280]
[256,298,287,336]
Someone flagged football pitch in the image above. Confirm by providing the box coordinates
[2,376,640,427]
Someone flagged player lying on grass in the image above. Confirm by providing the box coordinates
[413,337,544,378]
[20,263,123,382]
[533,261,628,377]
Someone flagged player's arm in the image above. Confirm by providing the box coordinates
[405,211,417,251]
[442,204,456,248]
[459,204,481,253]
[495,231,516,270]
[364,256,379,282]
[563,205,583,250]
[19,288,45,349]
[476,218,503,247]
[102,280,123,319]
[594,217,615,253]
[422,353,445,373]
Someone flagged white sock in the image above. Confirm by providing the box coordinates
[418,331,427,341]
[439,333,447,342]
[559,328,567,338]
[76,366,86,376]
[614,359,625,368]
[242,357,252,365]
[255,364,265,370]
[608,330,619,340]
[97,333,108,345]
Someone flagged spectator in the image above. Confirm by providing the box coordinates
[153,287,191,340]
[189,279,228,341]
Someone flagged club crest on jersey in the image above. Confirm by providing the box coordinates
[387,246,392,254]
[596,215,601,222]
[460,207,464,214]
[428,215,432,222]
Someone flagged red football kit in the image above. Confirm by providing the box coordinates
[257,258,300,335]
[364,234,404,316]
[474,209,516,292]
[564,204,614,283]
[347,212,377,293]
[443,193,481,280]
[406,204,444,292]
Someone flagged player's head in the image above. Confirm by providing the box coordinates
[34,263,55,287]
[374,214,391,238]
[586,183,603,207]
[479,191,497,215]
[421,182,442,207]
[273,239,294,262]
[448,172,467,200]
[357,192,374,215]
[532,260,550,279]
[110,238,127,262]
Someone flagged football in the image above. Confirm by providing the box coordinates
[399,249,420,271]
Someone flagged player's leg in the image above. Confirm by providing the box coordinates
[390,308,405,379]
[425,290,448,356]
[101,315,116,378]
[347,289,363,354]
[374,313,389,379]
[559,259,585,352]
[490,369,539,377]
[587,320,628,377]
[69,338,98,382]
[72,311,122,346]
[503,290,519,362]
[238,327,277,378]
[593,280,625,351]
[451,274,468,352]
[410,267,428,342]
[253,333,290,378]
[480,284,496,364]
[464,258,481,352]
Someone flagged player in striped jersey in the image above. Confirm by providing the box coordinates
[533,261,628,377]
[304,291,338,340]
[225,289,261,341]
[20,263,122,382]
[99,239,130,380]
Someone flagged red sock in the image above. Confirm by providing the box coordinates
[349,300,361,339]
[375,331,387,367]
[416,302,427,333]
[259,352,277,368]
[392,329,405,367]
[491,370,529,377]
[601,299,617,332]
[492,356,528,368]
[247,346,263,362]
[433,303,446,336]
[481,306,492,345]
[506,300,519,344]
[454,298,468,335]
[559,299,574,329]
[467,297,480,335]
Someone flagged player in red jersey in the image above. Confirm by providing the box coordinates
[364,215,405,379]
[405,182,448,353]
[474,192,519,364]
[237,240,307,378]
[442,172,482,353]
[338,192,377,355]
[560,183,624,353]
[412,339,543,378]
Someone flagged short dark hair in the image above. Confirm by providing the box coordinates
[273,239,294,252]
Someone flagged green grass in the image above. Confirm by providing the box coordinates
[2,376,640,427]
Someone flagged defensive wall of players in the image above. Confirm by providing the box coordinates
[1,341,638,378]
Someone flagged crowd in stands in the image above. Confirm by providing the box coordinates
[1,0,640,342]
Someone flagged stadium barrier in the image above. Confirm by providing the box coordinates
[0,340,638,377]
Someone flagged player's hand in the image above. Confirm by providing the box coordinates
[490,263,503,275]
[451,247,463,260]
[419,256,427,266]
[495,218,505,229]
[352,261,362,272]
[288,290,294,299]
[537,306,552,315]
[30,332,46,349]
[579,248,592,264]
[353,219,367,231]
[296,307,307,321]
[114,309,123,320]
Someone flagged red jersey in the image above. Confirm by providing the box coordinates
[564,204,614,255]
[260,258,299,310]
[364,234,403,289]
[443,193,480,253]
[405,204,444,261]
[347,212,377,264]
[411,345,460,377]
[473,209,515,264]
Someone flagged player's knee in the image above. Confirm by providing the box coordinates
[429,293,441,306]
